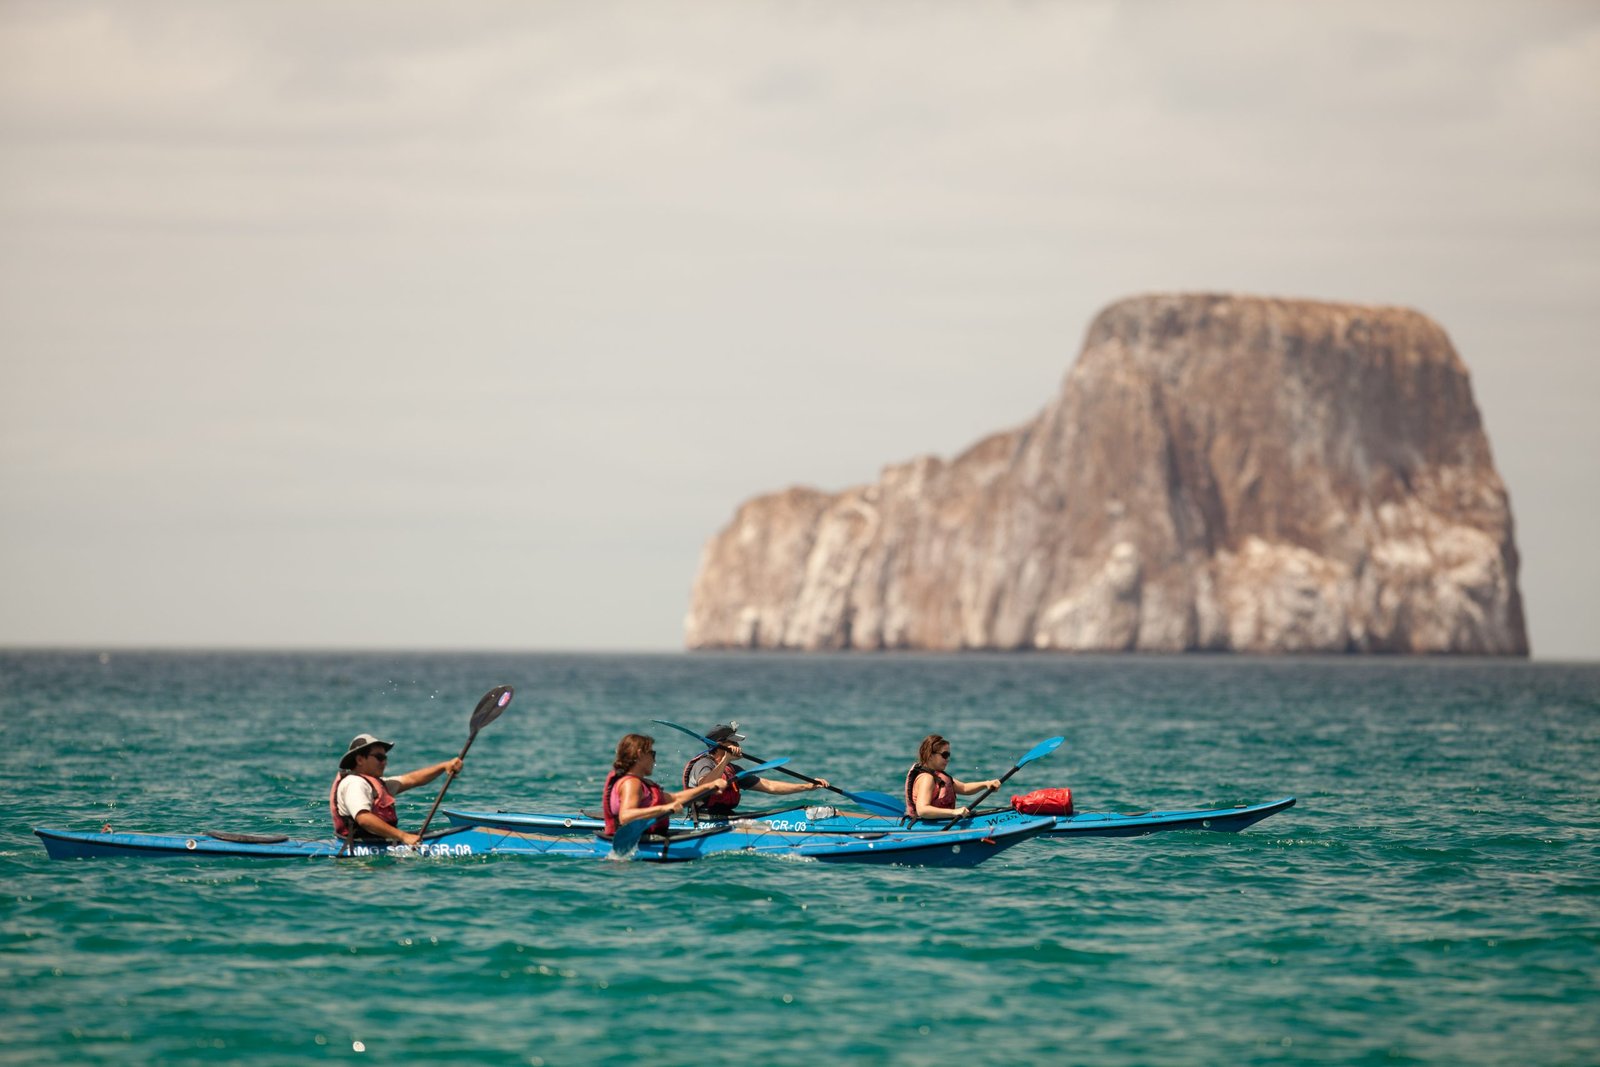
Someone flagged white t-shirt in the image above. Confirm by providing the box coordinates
[336,773,402,823]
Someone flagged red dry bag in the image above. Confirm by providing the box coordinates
[1010,787,1073,816]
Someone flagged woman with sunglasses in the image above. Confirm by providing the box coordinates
[904,734,1002,822]
[604,733,728,838]
[329,733,464,846]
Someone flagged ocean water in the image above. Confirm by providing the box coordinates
[1,650,1597,1066]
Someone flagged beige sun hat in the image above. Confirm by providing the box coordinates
[339,733,394,770]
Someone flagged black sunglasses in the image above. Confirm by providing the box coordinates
[365,749,388,762]
[935,749,951,758]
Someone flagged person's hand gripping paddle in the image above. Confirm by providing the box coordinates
[941,736,1064,830]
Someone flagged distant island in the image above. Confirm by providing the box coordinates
[686,293,1528,655]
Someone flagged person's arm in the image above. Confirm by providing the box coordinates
[615,776,727,827]
[614,776,659,826]
[339,777,421,846]
[749,776,829,797]
[912,772,970,820]
[666,777,728,809]
[685,751,725,787]
[953,777,1002,796]
[690,743,742,784]
[355,810,420,847]
[391,757,464,794]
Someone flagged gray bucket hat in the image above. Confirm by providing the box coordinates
[706,723,745,745]
[339,733,394,770]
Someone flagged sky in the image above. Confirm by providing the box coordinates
[1,1,1596,658]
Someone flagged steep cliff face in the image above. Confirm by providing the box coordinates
[685,294,1528,654]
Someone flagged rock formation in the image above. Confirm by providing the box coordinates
[685,294,1528,655]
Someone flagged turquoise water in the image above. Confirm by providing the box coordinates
[2,651,1597,1065]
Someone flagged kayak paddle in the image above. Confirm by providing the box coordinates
[940,735,1064,830]
[851,790,906,817]
[411,685,516,843]
[651,719,903,818]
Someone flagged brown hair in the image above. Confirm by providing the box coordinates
[917,734,950,766]
[613,733,656,773]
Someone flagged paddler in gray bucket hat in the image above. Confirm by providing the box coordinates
[329,733,463,846]
[681,722,829,818]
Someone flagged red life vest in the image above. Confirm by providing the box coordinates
[329,772,398,837]
[903,764,956,819]
[682,754,742,814]
[603,771,669,837]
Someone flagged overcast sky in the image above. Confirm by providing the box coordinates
[2,1,1596,658]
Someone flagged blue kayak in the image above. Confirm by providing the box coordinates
[34,812,1053,868]
[443,796,1296,839]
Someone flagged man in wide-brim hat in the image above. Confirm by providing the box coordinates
[329,733,463,846]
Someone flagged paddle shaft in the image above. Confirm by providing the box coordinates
[721,744,808,784]
[411,729,481,843]
[709,742,897,815]
[954,762,1027,819]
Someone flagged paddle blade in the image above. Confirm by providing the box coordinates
[608,818,649,861]
[470,685,515,734]
[1017,735,1065,768]
[651,719,717,748]
[733,757,789,783]
[843,790,905,818]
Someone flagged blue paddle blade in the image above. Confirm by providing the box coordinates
[608,817,649,860]
[651,719,717,748]
[732,757,789,783]
[1017,736,1065,767]
[845,790,905,817]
